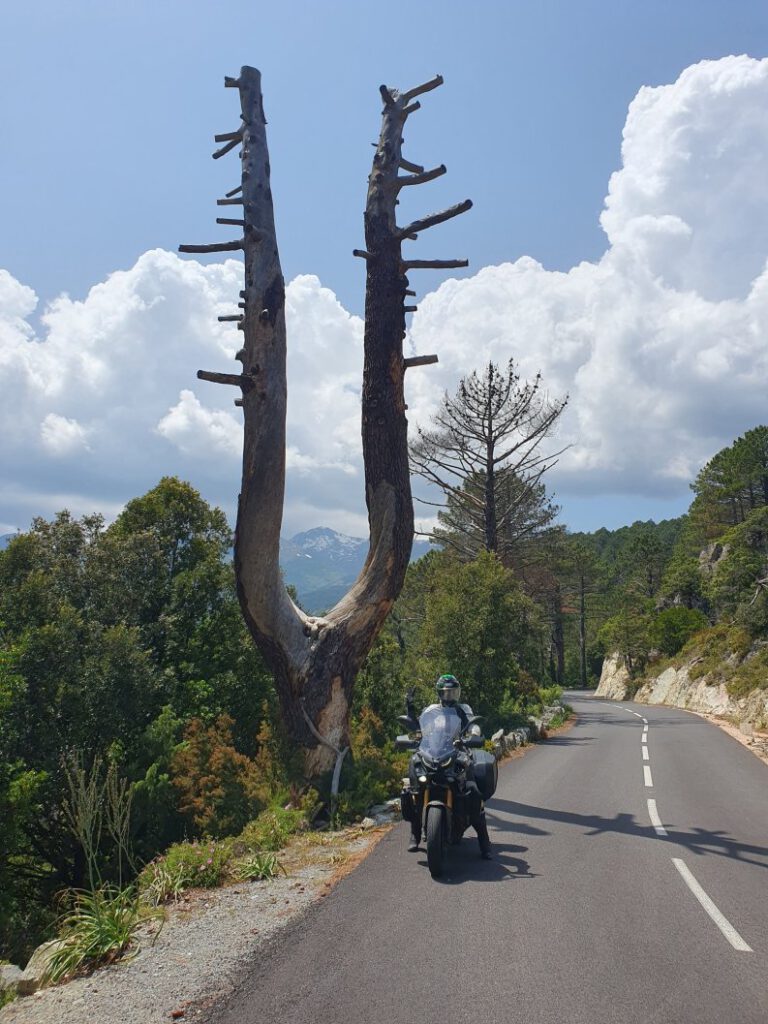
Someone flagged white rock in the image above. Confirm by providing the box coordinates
[595,653,632,700]
[0,964,24,993]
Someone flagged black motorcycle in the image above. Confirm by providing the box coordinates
[396,706,498,878]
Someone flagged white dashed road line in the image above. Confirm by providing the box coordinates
[672,859,753,952]
[647,798,667,836]
[596,696,754,952]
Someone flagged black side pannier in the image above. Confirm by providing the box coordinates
[471,749,498,801]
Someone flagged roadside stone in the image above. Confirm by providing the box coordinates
[527,716,543,740]
[367,803,390,816]
[0,965,24,996]
[17,940,67,995]
[359,817,376,829]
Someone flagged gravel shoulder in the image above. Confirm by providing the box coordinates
[0,827,389,1024]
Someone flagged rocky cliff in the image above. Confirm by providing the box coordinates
[596,649,768,732]
[595,654,632,700]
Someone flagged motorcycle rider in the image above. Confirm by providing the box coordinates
[405,674,493,859]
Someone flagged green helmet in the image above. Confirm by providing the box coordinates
[436,674,461,705]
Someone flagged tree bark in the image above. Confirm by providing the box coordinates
[183,68,467,777]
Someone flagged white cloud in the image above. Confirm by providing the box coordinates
[40,413,90,455]
[157,390,241,458]
[1,56,768,536]
[408,55,768,502]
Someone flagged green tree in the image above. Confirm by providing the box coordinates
[410,550,541,719]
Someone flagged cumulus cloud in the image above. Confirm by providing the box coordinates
[408,55,768,504]
[40,413,90,455]
[0,250,365,532]
[1,55,768,536]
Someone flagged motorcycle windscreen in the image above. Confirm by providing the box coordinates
[418,706,463,760]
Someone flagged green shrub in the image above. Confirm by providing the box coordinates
[334,709,407,823]
[138,839,232,904]
[238,852,286,881]
[726,647,768,699]
[649,607,709,656]
[237,805,308,852]
[45,887,157,983]
[538,684,563,707]
[685,623,752,682]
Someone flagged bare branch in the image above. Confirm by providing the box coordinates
[397,199,472,239]
[179,239,244,254]
[217,314,244,322]
[379,84,394,106]
[404,355,438,369]
[214,130,243,142]
[404,305,417,313]
[400,157,425,174]
[226,184,244,197]
[217,197,244,206]
[217,217,246,226]
[353,248,373,260]
[197,370,252,388]
[397,164,446,188]
[212,137,241,160]
[401,74,444,104]
[402,101,421,117]
[402,258,468,270]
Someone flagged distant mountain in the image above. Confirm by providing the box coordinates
[280,527,432,612]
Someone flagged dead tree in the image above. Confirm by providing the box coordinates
[180,67,471,777]
[411,360,567,559]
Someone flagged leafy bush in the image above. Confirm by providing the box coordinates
[334,709,407,823]
[138,839,232,903]
[45,887,157,983]
[649,607,709,656]
[726,647,768,699]
[685,623,752,682]
[170,715,263,837]
[237,805,308,852]
[538,684,563,707]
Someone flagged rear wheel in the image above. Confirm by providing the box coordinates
[425,806,446,878]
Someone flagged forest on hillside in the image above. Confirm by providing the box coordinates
[2,426,767,970]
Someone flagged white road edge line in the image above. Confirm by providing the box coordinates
[642,735,648,744]
[641,717,648,724]
[647,798,667,836]
[672,858,753,952]
[644,765,653,787]
[642,747,649,761]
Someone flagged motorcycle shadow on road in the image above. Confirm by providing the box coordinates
[416,837,538,885]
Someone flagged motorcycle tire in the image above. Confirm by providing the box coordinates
[425,806,445,878]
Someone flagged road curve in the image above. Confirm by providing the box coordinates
[206,693,768,1024]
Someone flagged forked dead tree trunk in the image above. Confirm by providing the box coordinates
[181,67,471,776]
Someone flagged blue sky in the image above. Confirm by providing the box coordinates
[2,2,768,537]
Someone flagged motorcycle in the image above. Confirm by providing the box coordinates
[396,705,498,878]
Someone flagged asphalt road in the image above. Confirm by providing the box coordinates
[208,693,768,1024]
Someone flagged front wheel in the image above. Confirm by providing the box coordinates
[425,806,446,878]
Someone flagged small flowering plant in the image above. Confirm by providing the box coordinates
[139,839,232,902]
